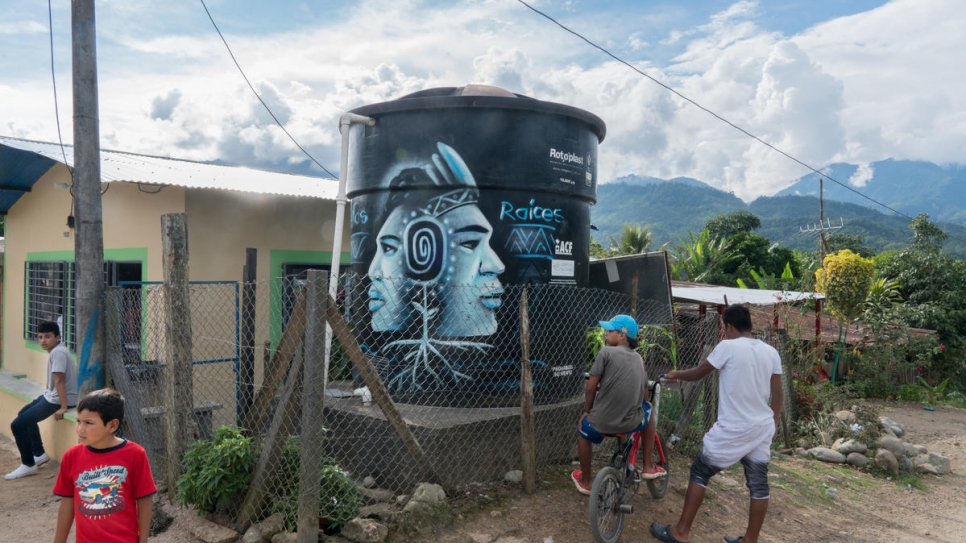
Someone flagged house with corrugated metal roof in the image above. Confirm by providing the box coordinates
[0,135,348,460]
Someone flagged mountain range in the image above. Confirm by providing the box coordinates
[592,160,966,259]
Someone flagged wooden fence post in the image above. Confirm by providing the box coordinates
[298,271,327,543]
[239,248,257,421]
[519,288,536,494]
[161,213,193,500]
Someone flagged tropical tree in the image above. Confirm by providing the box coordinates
[815,249,876,322]
[815,249,876,383]
[705,210,760,241]
[668,229,736,283]
[878,214,966,387]
[606,223,653,255]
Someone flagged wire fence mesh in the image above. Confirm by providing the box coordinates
[103,272,795,533]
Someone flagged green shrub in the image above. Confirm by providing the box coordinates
[176,426,257,513]
[269,436,362,531]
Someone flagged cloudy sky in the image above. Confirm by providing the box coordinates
[1,0,962,200]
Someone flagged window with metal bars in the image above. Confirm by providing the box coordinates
[24,260,141,352]
[24,261,74,349]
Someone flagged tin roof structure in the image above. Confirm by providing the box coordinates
[670,280,824,306]
[0,136,339,214]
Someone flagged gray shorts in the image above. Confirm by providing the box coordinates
[689,450,770,500]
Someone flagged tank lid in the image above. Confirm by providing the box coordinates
[351,85,606,143]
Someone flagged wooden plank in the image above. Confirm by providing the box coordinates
[241,290,306,433]
[323,292,440,484]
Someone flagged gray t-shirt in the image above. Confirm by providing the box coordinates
[43,343,78,407]
[587,345,647,434]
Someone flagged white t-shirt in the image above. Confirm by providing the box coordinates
[43,343,78,407]
[707,336,782,429]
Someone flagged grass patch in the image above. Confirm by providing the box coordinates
[768,456,876,508]
[892,472,928,491]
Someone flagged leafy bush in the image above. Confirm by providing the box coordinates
[177,426,257,513]
[269,436,362,532]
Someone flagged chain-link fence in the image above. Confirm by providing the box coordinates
[102,271,795,534]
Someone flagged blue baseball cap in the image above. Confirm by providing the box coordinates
[599,314,639,338]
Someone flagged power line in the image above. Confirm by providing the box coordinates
[514,0,963,243]
[198,0,337,179]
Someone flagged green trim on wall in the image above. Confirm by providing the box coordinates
[268,249,349,348]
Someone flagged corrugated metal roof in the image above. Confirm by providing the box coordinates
[671,280,823,306]
[0,136,338,214]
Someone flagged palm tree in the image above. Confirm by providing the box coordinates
[606,223,653,255]
[668,229,736,283]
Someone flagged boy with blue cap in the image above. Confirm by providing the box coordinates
[572,314,666,495]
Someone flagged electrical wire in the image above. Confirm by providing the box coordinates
[514,0,963,242]
[48,0,74,231]
[198,0,338,179]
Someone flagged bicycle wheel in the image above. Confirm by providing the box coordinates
[589,466,625,543]
[646,432,670,499]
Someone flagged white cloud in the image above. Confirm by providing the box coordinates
[849,162,874,188]
[2,0,964,202]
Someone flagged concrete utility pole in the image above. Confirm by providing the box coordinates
[72,0,105,392]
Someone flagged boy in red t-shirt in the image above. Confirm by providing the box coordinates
[53,388,156,543]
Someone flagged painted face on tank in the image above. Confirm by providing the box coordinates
[366,142,505,337]
[436,204,505,336]
[368,206,415,332]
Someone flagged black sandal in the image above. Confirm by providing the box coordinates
[650,522,685,543]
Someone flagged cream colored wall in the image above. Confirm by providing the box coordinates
[184,188,350,422]
[185,188,348,282]
[2,163,185,381]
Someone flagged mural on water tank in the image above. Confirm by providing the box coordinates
[361,142,507,394]
[346,89,604,406]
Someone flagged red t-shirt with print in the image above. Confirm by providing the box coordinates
[53,440,157,543]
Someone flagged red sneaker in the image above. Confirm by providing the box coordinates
[570,470,591,495]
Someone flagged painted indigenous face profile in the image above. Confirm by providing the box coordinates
[437,204,505,336]
[368,207,415,332]
[366,142,505,337]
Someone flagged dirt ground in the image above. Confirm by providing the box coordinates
[2,400,964,543]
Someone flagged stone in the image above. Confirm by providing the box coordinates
[362,476,377,488]
[410,483,446,504]
[903,443,920,458]
[898,456,914,474]
[916,462,940,475]
[244,513,284,542]
[504,470,523,484]
[714,476,741,489]
[915,445,928,454]
[879,416,905,437]
[881,427,897,438]
[188,514,241,543]
[242,528,264,543]
[359,503,394,522]
[834,410,856,423]
[927,452,951,475]
[357,487,395,505]
[832,438,868,455]
[846,452,869,468]
[395,494,409,507]
[880,436,906,459]
[807,447,847,464]
[341,518,388,543]
[874,448,899,475]
[271,534,297,543]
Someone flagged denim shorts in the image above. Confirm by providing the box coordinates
[579,401,651,444]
